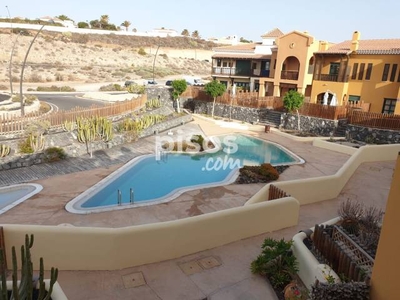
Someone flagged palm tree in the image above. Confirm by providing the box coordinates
[181,29,189,36]
[100,15,109,28]
[191,30,200,39]
[121,20,131,31]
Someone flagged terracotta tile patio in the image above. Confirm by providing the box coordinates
[0,115,395,299]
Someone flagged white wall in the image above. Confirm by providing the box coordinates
[0,22,183,37]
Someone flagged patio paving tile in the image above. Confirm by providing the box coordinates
[122,271,146,288]
[179,260,204,275]
[197,256,222,270]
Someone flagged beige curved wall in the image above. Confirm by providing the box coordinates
[292,217,341,289]
[2,198,299,270]
[246,144,400,206]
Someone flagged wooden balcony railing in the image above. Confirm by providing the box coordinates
[212,67,269,77]
[315,73,349,82]
[280,70,299,80]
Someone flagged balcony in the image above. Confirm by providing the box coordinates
[212,67,259,77]
[281,70,299,80]
[314,73,349,82]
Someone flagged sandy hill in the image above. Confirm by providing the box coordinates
[0,29,215,89]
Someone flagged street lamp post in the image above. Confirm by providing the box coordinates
[5,5,14,94]
[152,44,160,83]
[19,24,45,116]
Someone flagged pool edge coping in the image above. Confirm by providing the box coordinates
[65,133,304,214]
[0,183,43,215]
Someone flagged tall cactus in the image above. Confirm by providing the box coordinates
[29,133,45,152]
[0,234,58,300]
[62,120,75,132]
[76,117,96,158]
[76,116,114,157]
[0,145,10,158]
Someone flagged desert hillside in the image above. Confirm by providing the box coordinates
[0,29,215,89]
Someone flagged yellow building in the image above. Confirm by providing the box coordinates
[370,153,400,300]
[310,31,400,114]
[211,28,283,92]
[260,31,325,98]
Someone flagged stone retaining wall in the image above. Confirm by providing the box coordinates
[347,125,400,144]
[183,99,260,123]
[281,113,338,137]
[147,87,174,108]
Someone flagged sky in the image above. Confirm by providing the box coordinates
[2,0,400,43]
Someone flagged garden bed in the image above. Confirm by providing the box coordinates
[236,164,289,184]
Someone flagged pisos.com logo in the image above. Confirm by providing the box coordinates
[155,133,241,171]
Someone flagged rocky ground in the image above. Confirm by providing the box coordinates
[0,29,215,91]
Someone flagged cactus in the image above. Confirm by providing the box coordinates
[0,234,58,300]
[76,117,96,157]
[29,133,45,152]
[62,120,75,132]
[145,98,161,110]
[0,144,10,158]
[76,116,114,157]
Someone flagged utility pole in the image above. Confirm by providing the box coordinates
[20,24,45,116]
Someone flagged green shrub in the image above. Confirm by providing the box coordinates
[145,98,161,109]
[251,238,298,289]
[99,83,124,91]
[36,85,76,92]
[190,134,206,151]
[310,281,369,300]
[138,47,146,55]
[44,147,67,162]
[25,120,51,135]
[127,84,145,94]
[18,137,34,154]
[11,94,37,105]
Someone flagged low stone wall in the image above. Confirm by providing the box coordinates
[184,99,260,123]
[140,114,192,137]
[347,125,400,144]
[0,113,192,171]
[281,113,338,137]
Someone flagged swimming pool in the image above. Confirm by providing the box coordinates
[0,184,43,214]
[66,134,304,213]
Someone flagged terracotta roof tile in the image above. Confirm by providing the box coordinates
[316,39,400,55]
[261,28,284,38]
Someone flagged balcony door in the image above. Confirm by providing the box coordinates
[261,60,270,77]
[329,63,340,75]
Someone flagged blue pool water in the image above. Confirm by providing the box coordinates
[76,135,301,210]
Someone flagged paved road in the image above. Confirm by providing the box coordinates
[0,94,10,102]
[33,93,106,111]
